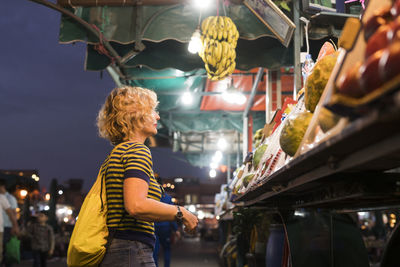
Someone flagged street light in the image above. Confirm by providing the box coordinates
[20,189,28,198]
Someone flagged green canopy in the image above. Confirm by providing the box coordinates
[56,2,291,167]
[59,4,294,71]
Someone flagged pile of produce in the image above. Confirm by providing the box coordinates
[337,0,400,98]
[199,16,239,80]
[279,111,313,157]
[305,52,338,112]
[253,128,264,148]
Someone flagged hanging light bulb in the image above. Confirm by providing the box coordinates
[209,169,217,178]
[213,150,223,163]
[234,92,247,105]
[188,28,202,54]
[193,0,212,9]
[181,91,193,105]
[217,137,228,151]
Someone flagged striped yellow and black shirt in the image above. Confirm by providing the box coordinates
[103,141,162,248]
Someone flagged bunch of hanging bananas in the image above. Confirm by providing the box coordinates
[198,16,239,81]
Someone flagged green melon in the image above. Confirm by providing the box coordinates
[305,52,338,112]
[279,111,313,156]
[242,174,255,188]
[318,107,341,133]
[252,144,268,169]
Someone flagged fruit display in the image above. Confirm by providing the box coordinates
[253,128,264,148]
[199,16,239,81]
[335,0,400,101]
[318,107,341,133]
[305,52,338,113]
[242,174,255,188]
[252,144,268,169]
[279,111,313,157]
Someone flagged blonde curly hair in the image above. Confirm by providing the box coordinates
[97,86,158,145]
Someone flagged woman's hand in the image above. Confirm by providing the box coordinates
[181,207,198,234]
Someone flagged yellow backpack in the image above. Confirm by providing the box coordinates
[67,158,109,267]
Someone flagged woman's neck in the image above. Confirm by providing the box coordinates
[127,132,146,144]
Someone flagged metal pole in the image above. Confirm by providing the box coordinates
[293,0,302,97]
[243,68,264,117]
[106,66,123,87]
[243,116,248,160]
[227,154,231,184]
[277,70,282,109]
[243,68,264,159]
[266,70,273,123]
[236,130,241,168]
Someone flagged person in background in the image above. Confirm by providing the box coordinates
[27,211,54,267]
[2,185,18,267]
[153,192,181,267]
[96,86,198,267]
[0,179,19,265]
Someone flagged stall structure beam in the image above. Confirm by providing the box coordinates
[242,67,264,158]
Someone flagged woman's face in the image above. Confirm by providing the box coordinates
[141,108,160,137]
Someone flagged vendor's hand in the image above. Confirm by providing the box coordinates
[48,249,54,256]
[181,207,198,234]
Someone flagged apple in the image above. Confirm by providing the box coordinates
[364,6,392,41]
[365,24,392,59]
[360,50,385,94]
[336,62,364,98]
[379,40,400,82]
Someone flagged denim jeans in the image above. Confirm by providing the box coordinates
[100,239,156,267]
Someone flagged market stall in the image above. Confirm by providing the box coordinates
[220,0,400,266]
[25,0,398,266]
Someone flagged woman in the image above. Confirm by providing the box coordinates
[97,86,198,267]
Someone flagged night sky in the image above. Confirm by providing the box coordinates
[0,0,208,191]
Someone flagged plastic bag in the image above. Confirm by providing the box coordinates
[5,236,20,264]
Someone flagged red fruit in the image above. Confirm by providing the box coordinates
[364,6,392,41]
[379,40,400,82]
[360,50,385,93]
[365,25,391,59]
[336,62,364,98]
[391,0,400,17]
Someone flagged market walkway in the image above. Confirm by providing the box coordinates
[14,236,220,267]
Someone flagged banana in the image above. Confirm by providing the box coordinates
[205,63,214,75]
[216,41,223,62]
[218,67,230,80]
[201,17,211,35]
[230,46,236,60]
[219,55,227,69]
[226,43,233,60]
[224,17,230,30]
[227,28,233,44]
[219,16,225,30]
[218,29,223,40]
[221,41,229,57]
[228,61,236,75]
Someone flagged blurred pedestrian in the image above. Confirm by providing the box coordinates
[2,184,18,267]
[0,179,19,265]
[27,212,54,267]
[96,86,198,267]
[153,193,181,267]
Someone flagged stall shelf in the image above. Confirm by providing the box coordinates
[235,90,400,209]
